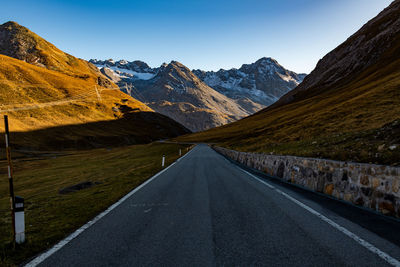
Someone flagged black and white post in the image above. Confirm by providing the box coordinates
[4,115,25,244]
[4,115,16,242]
[179,149,182,157]
[162,154,165,168]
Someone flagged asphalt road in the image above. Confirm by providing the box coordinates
[32,144,400,266]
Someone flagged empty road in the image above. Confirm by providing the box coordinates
[29,144,400,266]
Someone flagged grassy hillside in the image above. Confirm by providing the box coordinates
[0,54,151,131]
[0,22,190,147]
[0,142,193,266]
[177,2,400,166]
[0,55,190,149]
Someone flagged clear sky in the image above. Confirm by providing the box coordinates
[0,0,393,73]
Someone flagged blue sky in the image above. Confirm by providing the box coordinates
[1,0,393,73]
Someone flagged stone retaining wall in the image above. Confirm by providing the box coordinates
[214,146,400,218]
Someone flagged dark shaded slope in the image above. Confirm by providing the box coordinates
[271,0,400,109]
[5,112,190,150]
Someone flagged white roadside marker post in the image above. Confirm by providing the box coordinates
[14,196,25,244]
[162,155,165,168]
[179,149,182,157]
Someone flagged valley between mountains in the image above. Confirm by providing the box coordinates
[90,57,305,132]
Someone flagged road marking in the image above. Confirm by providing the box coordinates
[238,167,400,267]
[25,146,196,267]
[131,203,169,207]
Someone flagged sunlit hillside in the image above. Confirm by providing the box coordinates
[0,22,189,148]
[0,54,151,131]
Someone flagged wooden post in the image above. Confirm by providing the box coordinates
[4,115,15,242]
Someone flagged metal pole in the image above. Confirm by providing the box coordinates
[4,115,15,242]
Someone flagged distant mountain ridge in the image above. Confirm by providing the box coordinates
[89,57,305,131]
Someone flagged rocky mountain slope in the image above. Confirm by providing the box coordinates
[0,22,189,149]
[132,61,254,132]
[193,57,306,106]
[90,57,303,131]
[271,0,400,109]
[178,0,400,166]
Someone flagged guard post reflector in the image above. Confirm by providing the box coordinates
[14,196,25,244]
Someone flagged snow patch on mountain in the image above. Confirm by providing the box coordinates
[95,64,155,80]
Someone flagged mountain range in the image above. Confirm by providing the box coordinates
[179,0,400,165]
[193,57,306,106]
[90,57,305,131]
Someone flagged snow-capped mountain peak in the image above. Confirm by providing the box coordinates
[193,57,306,106]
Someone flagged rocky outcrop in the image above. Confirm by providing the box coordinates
[0,21,46,67]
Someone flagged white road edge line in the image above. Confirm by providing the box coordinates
[25,145,196,267]
[239,168,400,267]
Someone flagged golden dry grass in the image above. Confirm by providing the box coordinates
[0,55,152,132]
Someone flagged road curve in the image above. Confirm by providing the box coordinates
[31,144,400,266]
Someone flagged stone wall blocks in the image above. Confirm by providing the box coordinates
[393,179,399,193]
[360,175,369,186]
[361,187,372,197]
[214,147,400,218]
